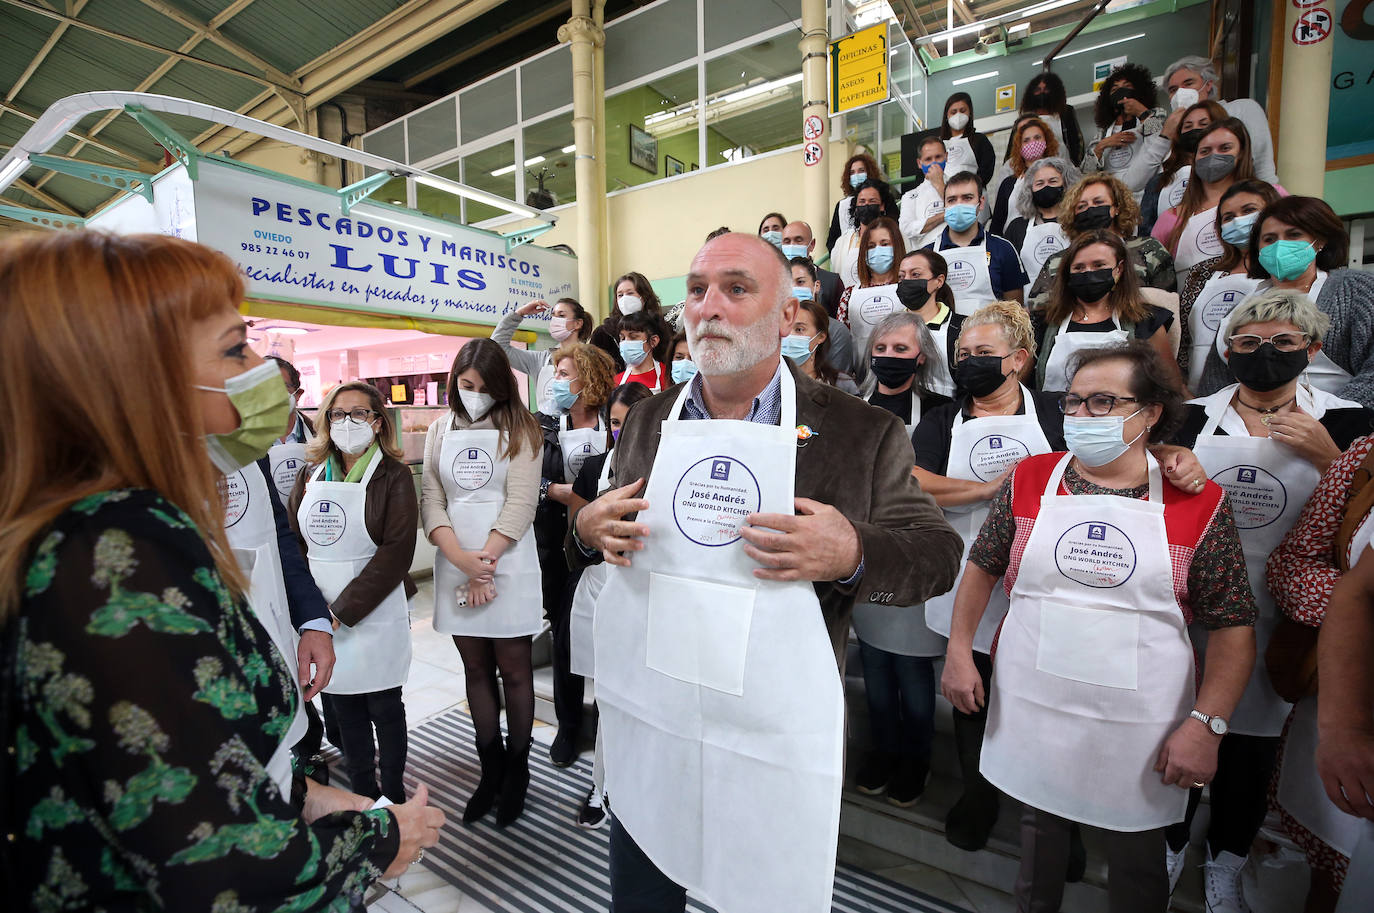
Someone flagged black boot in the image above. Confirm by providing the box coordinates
[496,737,532,828]
[854,750,896,795]
[886,754,930,808]
[463,735,505,825]
[945,712,1000,851]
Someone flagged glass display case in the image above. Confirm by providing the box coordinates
[396,406,449,465]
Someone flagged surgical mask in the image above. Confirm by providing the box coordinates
[896,278,932,309]
[617,294,643,315]
[955,355,1011,398]
[945,204,978,232]
[920,161,943,175]
[1020,139,1047,163]
[849,171,867,189]
[870,355,919,388]
[1171,87,1200,111]
[551,378,579,411]
[1258,240,1318,281]
[855,204,881,226]
[671,359,698,384]
[1220,213,1258,248]
[1067,268,1117,304]
[1193,153,1236,184]
[1228,344,1310,392]
[792,285,815,301]
[948,112,969,131]
[782,333,818,364]
[782,243,809,260]
[1072,204,1114,231]
[1031,184,1064,209]
[866,246,895,273]
[611,428,621,442]
[1177,128,1205,155]
[196,360,293,474]
[459,388,495,421]
[1063,410,1144,467]
[548,315,574,342]
[619,339,648,367]
[331,417,376,456]
[761,229,783,248]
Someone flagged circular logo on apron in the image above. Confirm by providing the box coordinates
[1197,222,1223,256]
[1032,233,1063,270]
[1167,177,1189,207]
[273,457,304,498]
[1199,286,1246,332]
[1107,140,1135,171]
[224,471,249,528]
[451,446,495,490]
[858,292,898,327]
[540,374,556,407]
[567,441,601,479]
[305,499,347,546]
[672,455,762,547]
[968,434,1032,481]
[1054,521,1138,588]
[946,258,976,292]
[1211,464,1288,529]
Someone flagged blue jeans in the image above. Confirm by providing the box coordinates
[858,640,935,760]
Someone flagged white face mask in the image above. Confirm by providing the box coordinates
[948,112,969,131]
[548,315,574,342]
[331,418,376,455]
[617,294,643,315]
[459,388,495,421]
[1170,86,1200,111]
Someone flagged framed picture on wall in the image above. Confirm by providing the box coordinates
[665,155,684,177]
[690,162,698,171]
[629,124,657,173]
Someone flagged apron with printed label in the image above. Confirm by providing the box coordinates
[1175,206,1225,280]
[297,455,412,695]
[1103,122,1143,176]
[944,136,977,179]
[1019,220,1068,299]
[535,360,557,415]
[559,413,606,483]
[901,182,945,250]
[1040,316,1131,393]
[934,235,994,315]
[224,465,307,798]
[836,230,863,289]
[1162,166,1190,210]
[1187,272,1262,391]
[925,316,957,399]
[924,390,1054,653]
[268,439,310,506]
[432,423,544,637]
[571,456,616,678]
[981,454,1195,830]
[1190,388,1323,735]
[846,284,901,360]
[593,366,844,913]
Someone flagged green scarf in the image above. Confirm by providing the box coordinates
[325,442,380,482]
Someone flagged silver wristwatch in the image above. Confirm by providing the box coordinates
[1189,709,1229,736]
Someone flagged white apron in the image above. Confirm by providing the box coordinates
[944,135,977,179]
[1214,272,1351,396]
[431,423,544,637]
[559,413,606,484]
[835,229,863,289]
[1337,822,1374,913]
[1162,166,1190,210]
[981,454,1195,830]
[1019,220,1068,300]
[1187,272,1262,391]
[535,360,557,416]
[1174,205,1224,280]
[570,456,616,678]
[224,465,307,798]
[268,439,310,505]
[925,314,956,399]
[899,181,944,250]
[1189,385,1338,735]
[1102,122,1144,175]
[593,366,844,913]
[924,389,1054,653]
[845,283,901,360]
[933,234,994,315]
[297,454,412,695]
[1041,315,1131,394]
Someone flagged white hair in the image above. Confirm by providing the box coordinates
[1224,289,1331,344]
[1165,56,1218,97]
[1014,157,1082,221]
[859,311,938,398]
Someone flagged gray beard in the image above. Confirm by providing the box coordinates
[687,313,781,376]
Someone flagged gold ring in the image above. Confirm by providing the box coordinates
[1192,479,1203,489]
[1192,781,1205,789]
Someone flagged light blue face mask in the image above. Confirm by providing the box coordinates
[1220,212,1258,248]
[619,339,648,367]
[944,204,979,232]
[792,285,814,301]
[551,378,579,411]
[761,230,783,248]
[782,243,809,260]
[1258,240,1318,281]
[849,172,868,189]
[866,246,895,273]
[781,333,819,364]
[1062,409,1144,467]
[671,359,698,384]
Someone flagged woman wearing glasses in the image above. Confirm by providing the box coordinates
[942,340,1257,913]
[289,382,418,804]
[1163,290,1372,908]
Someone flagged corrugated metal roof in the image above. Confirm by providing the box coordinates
[218,0,411,73]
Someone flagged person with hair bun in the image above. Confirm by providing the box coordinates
[492,297,592,414]
[943,340,1257,913]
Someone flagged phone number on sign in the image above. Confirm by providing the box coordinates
[241,243,311,259]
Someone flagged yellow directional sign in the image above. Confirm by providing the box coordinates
[830,24,889,115]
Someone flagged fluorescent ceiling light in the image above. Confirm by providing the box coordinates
[952,70,1000,86]
[925,0,1075,44]
[0,156,29,186]
[1032,33,1145,66]
[1009,22,1031,33]
[490,155,545,177]
[561,144,576,153]
[644,72,803,138]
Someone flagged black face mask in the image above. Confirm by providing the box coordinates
[1110,87,1132,108]
[1228,344,1310,392]
[870,356,920,388]
[1177,128,1205,155]
[955,355,1011,398]
[1031,185,1065,209]
[896,278,932,309]
[1029,90,1049,108]
[855,204,881,226]
[1073,204,1114,231]
[1066,268,1117,304]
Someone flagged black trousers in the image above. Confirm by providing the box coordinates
[609,818,687,913]
[1164,733,1281,856]
[1017,805,1168,912]
[539,545,585,733]
[322,687,407,802]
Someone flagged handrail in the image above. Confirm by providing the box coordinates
[1040,0,1113,72]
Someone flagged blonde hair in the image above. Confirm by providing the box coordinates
[959,300,1037,358]
[306,382,404,465]
[551,342,617,409]
[0,231,249,618]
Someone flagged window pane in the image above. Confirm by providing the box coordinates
[460,71,517,145]
[407,99,458,164]
[377,176,408,208]
[415,160,462,223]
[461,141,516,225]
[521,45,573,120]
[702,37,803,165]
[881,99,910,184]
[363,121,405,164]
[607,66,698,190]
[604,0,695,89]
[704,0,796,51]
[523,116,577,208]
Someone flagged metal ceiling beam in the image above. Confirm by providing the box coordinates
[952,0,978,26]
[3,0,91,115]
[9,176,78,214]
[401,1,572,89]
[132,0,301,90]
[0,100,152,165]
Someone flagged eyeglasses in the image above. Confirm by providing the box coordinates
[1058,393,1139,416]
[326,408,378,423]
[1227,332,1310,354]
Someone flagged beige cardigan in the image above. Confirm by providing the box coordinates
[420,411,541,543]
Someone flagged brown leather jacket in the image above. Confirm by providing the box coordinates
[288,453,419,626]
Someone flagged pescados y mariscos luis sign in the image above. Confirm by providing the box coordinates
[99,156,575,329]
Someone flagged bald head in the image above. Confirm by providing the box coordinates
[783,221,816,254]
[684,232,798,377]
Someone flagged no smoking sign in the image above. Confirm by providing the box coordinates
[804,114,824,141]
[803,141,823,167]
[1291,7,1333,45]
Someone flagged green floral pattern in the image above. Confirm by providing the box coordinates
[6,489,398,910]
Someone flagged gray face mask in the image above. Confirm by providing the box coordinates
[1193,152,1237,183]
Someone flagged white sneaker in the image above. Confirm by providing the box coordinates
[1204,849,1251,913]
[1166,841,1188,894]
